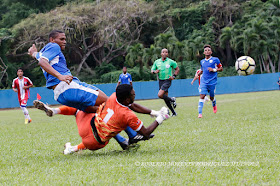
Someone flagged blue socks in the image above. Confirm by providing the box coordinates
[212,98,216,107]
[125,126,137,138]
[114,127,137,143]
[114,134,126,143]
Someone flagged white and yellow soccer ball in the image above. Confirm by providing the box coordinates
[235,56,256,76]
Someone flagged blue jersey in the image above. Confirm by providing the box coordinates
[35,42,72,88]
[200,57,221,85]
[118,73,132,84]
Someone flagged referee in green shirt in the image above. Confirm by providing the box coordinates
[151,48,180,116]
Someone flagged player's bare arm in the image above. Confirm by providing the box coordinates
[28,44,73,85]
[39,58,73,85]
[12,88,17,92]
[129,103,160,117]
[137,107,169,138]
[208,66,223,72]
[191,75,199,85]
[169,66,180,80]
[28,44,38,58]
[151,69,160,74]
[129,103,151,114]
[138,121,159,139]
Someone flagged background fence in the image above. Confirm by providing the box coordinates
[1,73,279,109]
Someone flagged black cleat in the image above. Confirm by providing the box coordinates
[129,134,155,145]
[171,111,177,117]
[171,97,177,109]
[118,139,129,150]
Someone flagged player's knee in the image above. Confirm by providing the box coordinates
[95,90,108,106]
[200,95,206,99]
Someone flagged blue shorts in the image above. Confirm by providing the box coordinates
[54,79,99,111]
[199,84,216,97]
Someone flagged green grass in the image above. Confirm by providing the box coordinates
[1,91,280,185]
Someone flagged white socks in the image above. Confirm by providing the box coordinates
[21,106,30,119]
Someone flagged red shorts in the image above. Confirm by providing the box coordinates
[76,111,108,150]
[19,98,28,107]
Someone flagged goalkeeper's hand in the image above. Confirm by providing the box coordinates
[155,107,170,124]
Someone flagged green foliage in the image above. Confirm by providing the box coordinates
[0,2,36,28]
[98,66,156,84]
[218,66,237,77]
[220,0,280,73]
[171,1,210,41]
[1,0,280,89]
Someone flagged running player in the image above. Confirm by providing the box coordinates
[12,68,33,124]
[191,69,210,103]
[197,44,223,118]
[151,48,179,116]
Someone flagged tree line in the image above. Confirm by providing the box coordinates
[0,0,279,88]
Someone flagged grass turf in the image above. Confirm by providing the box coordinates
[0,90,279,184]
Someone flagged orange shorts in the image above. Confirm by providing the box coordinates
[76,111,108,150]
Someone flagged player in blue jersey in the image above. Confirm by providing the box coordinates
[28,30,159,149]
[28,30,107,112]
[197,44,223,118]
[117,66,132,87]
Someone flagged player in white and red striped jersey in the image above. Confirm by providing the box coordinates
[12,68,33,124]
[191,69,210,103]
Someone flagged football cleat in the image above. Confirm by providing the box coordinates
[28,119,32,123]
[171,97,177,109]
[33,100,53,117]
[171,111,177,117]
[198,114,202,118]
[213,105,217,113]
[126,144,140,152]
[63,142,74,155]
[119,139,129,150]
[129,134,155,145]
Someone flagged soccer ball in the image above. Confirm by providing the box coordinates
[235,56,256,76]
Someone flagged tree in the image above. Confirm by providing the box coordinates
[9,0,155,76]
[154,30,178,53]
[142,45,161,67]
[125,43,144,71]
[0,57,8,88]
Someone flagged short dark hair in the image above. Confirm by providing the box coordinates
[49,30,64,39]
[116,84,133,103]
[17,68,23,72]
[203,44,211,49]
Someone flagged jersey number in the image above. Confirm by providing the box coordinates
[103,108,114,124]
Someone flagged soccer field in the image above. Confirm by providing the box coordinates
[0,90,279,184]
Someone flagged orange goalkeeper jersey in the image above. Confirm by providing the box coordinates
[95,93,143,142]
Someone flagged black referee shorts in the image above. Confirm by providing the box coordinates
[159,79,172,92]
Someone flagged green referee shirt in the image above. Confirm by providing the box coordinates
[151,57,178,80]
